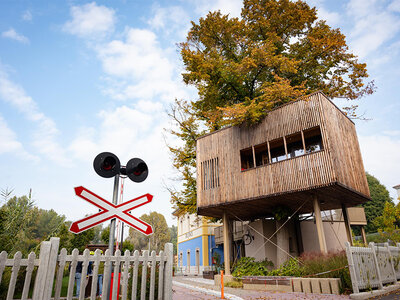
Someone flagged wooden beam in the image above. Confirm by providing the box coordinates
[223,212,231,275]
[342,203,353,246]
[361,226,367,246]
[313,195,327,253]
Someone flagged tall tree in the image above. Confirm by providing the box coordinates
[128,212,171,252]
[373,201,400,242]
[168,0,375,213]
[362,173,393,233]
[169,225,177,255]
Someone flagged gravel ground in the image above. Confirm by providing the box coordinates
[173,276,351,300]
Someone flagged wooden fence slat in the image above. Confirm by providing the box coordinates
[0,251,7,284]
[121,250,130,300]
[21,252,36,300]
[101,249,112,300]
[149,250,156,300]
[90,249,101,300]
[67,248,79,300]
[157,251,164,300]
[141,250,149,300]
[370,243,384,290]
[33,240,51,300]
[0,241,174,300]
[6,251,22,300]
[112,250,121,300]
[131,250,140,300]
[164,243,173,300]
[79,249,90,300]
[54,248,67,300]
[43,237,60,300]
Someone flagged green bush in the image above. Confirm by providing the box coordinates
[300,251,351,293]
[231,252,351,293]
[224,280,243,288]
[268,258,303,277]
[231,257,273,277]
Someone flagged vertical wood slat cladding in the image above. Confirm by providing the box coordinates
[196,92,369,210]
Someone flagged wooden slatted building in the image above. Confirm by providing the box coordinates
[197,91,370,218]
[195,92,370,272]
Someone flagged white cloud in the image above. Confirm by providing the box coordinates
[22,10,32,21]
[316,7,340,26]
[0,115,38,161]
[0,67,70,166]
[97,28,186,102]
[147,5,190,38]
[346,0,400,58]
[1,28,29,44]
[359,134,400,200]
[192,0,243,18]
[389,0,400,12]
[63,2,115,38]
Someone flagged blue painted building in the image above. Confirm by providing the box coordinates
[173,210,223,275]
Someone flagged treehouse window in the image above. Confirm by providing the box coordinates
[254,143,269,166]
[269,138,286,163]
[201,157,219,190]
[240,147,254,170]
[286,132,304,158]
[304,126,323,153]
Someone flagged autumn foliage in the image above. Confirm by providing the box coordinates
[168,0,375,212]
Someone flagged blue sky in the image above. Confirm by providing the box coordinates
[0,0,399,227]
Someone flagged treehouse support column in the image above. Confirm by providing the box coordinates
[341,203,353,246]
[276,219,289,267]
[313,195,327,253]
[223,211,231,275]
[361,226,367,246]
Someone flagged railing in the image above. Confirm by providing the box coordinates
[346,241,399,294]
[0,237,173,300]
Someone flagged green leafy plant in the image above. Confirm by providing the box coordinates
[268,258,303,277]
[232,257,273,277]
[224,280,243,288]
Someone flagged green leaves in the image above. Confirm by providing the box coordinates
[168,0,375,214]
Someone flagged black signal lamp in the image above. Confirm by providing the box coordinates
[93,152,121,178]
[126,158,148,182]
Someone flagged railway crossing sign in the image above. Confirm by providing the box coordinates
[69,186,153,235]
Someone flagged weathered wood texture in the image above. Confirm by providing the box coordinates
[0,238,174,300]
[346,242,400,294]
[196,92,370,218]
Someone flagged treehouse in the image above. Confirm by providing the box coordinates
[196,91,370,271]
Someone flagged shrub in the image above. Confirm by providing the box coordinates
[231,257,273,277]
[300,251,351,293]
[224,280,243,288]
[268,258,303,277]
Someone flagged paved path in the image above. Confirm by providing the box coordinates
[173,284,221,300]
[173,276,351,300]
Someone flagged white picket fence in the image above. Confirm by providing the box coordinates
[0,237,173,300]
[345,241,400,293]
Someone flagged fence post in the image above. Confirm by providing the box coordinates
[32,241,52,300]
[345,242,359,294]
[385,243,397,284]
[164,243,173,300]
[370,242,384,290]
[44,237,60,300]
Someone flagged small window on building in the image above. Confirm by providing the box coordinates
[254,143,269,166]
[269,138,286,163]
[286,132,304,158]
[304,126,323,153]
[240,147,254,170]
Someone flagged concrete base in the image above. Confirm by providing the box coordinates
[350,282,400,300]
[291,277,341,295]
[243,283,292,293]
[214,274,234,286]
